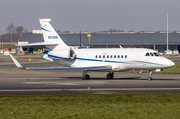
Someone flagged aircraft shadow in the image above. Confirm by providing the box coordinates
[63,77,141,80]
[61,77,179,81]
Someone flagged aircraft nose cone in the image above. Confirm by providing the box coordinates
[167,60,175,67]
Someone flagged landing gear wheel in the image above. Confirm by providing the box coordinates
[107,74,111,79]
[106,74,114,79]
[147,70,153,81]
[83,74,90,80]
[148,77,152,81]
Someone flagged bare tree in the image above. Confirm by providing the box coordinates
[6,23,15,44]
[15,26,24,41]
[23,29,28,33]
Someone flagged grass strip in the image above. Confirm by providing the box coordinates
[161,64,180,73]
[0,94,180,119]
[128,64,180,74]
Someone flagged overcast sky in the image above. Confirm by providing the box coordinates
[0,0,180,35]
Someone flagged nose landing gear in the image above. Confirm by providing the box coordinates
[148,70,152,81]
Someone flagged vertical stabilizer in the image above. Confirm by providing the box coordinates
[40,19,69,50]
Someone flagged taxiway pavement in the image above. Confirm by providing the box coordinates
[0,62,180,95]
[0,55,180,95]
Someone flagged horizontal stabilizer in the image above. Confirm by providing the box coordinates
[16,42,59,46]
[27,66,112,71]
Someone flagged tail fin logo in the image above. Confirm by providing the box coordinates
[41,27,51,32]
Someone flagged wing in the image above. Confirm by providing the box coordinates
[27,66,112,71]
[8,51,25,69]
[16,42,59,46]
[8,51,112,71]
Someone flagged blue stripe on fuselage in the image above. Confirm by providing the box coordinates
[132,60,163,66]
[48,54,129,64]
[45,54,163,65]
[75,57,130,64]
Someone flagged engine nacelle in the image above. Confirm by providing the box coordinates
[48,49,76,59]
[68,49,76,59]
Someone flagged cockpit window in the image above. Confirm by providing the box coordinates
[153,52,159,56]
[146,52,162,57]
[145,53,150,56]
[150,53,154,56]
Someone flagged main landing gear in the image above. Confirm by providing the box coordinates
[148,70,152,81]
[81,71,90,80]
[106,72,114,79]
[81,71,114,80]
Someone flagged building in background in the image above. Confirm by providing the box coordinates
[19,30,180,53]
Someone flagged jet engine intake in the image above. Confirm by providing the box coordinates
[68,49,76,59]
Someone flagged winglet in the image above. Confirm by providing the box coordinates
[8,51,26,69]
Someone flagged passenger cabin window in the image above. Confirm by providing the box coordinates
[96,54,128,59]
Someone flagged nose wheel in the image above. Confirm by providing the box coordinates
[148,70,152,81]
[148,77,152,81]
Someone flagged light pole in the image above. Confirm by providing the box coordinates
[166,11,170,51]
[2,38,3,50]
[87,34,91,48]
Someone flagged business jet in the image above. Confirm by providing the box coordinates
[9,19,175,81]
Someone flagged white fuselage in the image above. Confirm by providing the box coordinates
[41,48,175,72]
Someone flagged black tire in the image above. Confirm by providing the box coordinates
[83,74,90,80]
[110,74,114,79]
[107,74,111,79]
[148,77,152,81]
[107,74,114,79]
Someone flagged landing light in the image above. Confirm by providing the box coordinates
[156,69,163,72]
[114,68,120,71]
